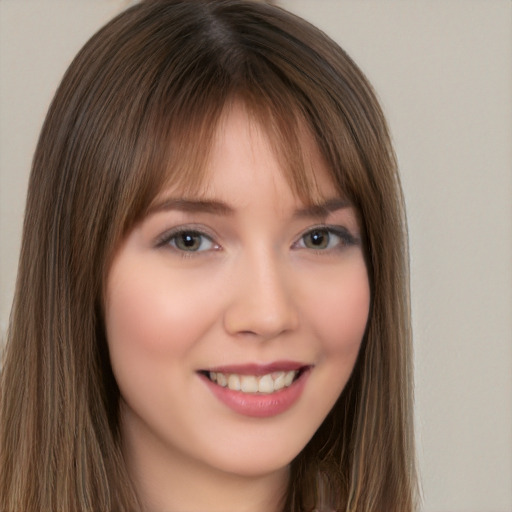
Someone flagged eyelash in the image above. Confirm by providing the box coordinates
[155,224,359,256]
[293,225,359,253]
[155,226,219,256]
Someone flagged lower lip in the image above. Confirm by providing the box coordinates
[199,370,310,418]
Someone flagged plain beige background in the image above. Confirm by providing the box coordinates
[1,1,511,510]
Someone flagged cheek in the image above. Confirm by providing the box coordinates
[305,259,370,357]
[104,257,221,362]
[294,259,370,428]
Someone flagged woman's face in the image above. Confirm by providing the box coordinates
[104,104,370,483]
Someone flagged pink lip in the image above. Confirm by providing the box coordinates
[204,360,307,376]
[198,366,311,418]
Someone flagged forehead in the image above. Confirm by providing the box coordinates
[153,101,342,211]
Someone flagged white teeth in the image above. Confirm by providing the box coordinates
[284,371,295,387]
[258,374,274,393]
[240,375,259,393]
[216,373,227,387]
[227,374,241,391]
[273,371,286,390]
[206,369,300,394]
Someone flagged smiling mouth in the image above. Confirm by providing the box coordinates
[198,367,309,395]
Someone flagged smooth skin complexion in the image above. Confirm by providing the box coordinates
[105,103,371,512]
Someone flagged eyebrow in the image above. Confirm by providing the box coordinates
[293,198,351,218]
[147,198,235,216]
[147,196,350,217]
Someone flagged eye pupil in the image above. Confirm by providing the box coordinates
[305,230,329,249]
[176,233,201,251]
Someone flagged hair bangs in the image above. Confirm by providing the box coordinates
[118,61,362,248]
[98,0,373,253]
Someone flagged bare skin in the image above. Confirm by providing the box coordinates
[105,103,370,511]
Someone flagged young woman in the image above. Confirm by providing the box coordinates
[0,1,417,510]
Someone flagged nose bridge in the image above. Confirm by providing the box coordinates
[223,244,299,340]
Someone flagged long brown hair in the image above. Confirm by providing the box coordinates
[0,1,417,510]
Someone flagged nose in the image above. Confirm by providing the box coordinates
[222,250,299,341]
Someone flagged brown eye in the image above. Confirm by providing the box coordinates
[295,226,358,252]
[302,229,330,249]
[165,231,216,252]
[174,233,202,251]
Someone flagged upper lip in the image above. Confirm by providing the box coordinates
[201,361,310,376]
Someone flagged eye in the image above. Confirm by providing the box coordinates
[295,226,357,251]
[158,229,218,252]
[302,229,332,249]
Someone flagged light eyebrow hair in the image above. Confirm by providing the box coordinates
[293,198,351,218]
[147,197,350,219]
[146,197,235,216]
